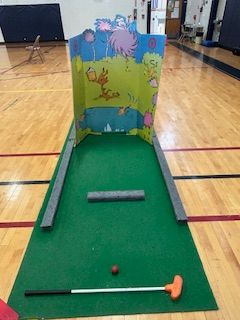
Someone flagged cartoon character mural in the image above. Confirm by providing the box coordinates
[86,67,120,100]
[69,15,165,145]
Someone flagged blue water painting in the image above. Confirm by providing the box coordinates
[77,107,144,133]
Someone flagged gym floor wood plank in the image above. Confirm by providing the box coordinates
[176,179,240,217]
[165,150,240,176]
[0,185,48,222]
[0,156,58,181]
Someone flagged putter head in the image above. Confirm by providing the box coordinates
[165,275,183,300]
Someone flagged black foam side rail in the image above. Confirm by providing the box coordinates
[40,126,75,230]
[152,133,187,223]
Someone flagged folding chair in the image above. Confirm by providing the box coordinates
[178,24,194,42]
[26,35,45,63]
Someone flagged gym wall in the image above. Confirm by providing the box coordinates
[0,0,138,43]
[185,0,213,39]
[0,3,64,42]
[219,0,240,51]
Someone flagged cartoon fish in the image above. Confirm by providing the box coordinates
[118,106,128,115]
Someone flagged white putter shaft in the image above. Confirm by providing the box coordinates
[25,275,183,300]
[71,286,165,294]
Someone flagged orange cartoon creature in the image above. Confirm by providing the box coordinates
[86,67,120,101]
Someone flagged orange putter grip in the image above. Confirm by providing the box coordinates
[165,275,183,300]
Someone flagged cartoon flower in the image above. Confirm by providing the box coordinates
[109,15,138,59]
[144,112,153,127]
[152,92,158,105]
[109,29,137,58]
[95,18,112,32]
[73,38,78,53]
[83,29,96,61]
[95,18,112,58]
[83,29,95,42]
[75,120,80,130]
[148,37,157,49]
[114,15,127,30]
[149,78,158,88]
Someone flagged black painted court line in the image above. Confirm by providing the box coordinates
[0,180,50,186]
[0,152,60,157]
[173,174,240,180]
[171,42,240,81]
[163,66,209,70]
[163,146,240,152]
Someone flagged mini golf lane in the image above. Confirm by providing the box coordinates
[8,134,217,318]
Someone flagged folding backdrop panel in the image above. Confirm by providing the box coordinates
[69,15,165,145]
[0,4,64,42]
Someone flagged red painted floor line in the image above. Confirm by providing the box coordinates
[0,152,60,157]
[1,148,239,157]
[188,215,240,222]
[1,215,240,228]
[0,221,35,228]
[163,146,240,152]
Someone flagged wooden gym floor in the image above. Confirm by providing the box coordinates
[0,42,239,320]
[182,41,240,70]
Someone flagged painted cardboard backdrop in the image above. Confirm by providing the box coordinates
[69,15,165,145]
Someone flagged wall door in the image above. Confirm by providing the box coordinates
[165,0,183,39]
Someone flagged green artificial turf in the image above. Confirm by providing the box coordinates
[8,134,217,318]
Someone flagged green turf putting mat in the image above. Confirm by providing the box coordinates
[8,134,217,318]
